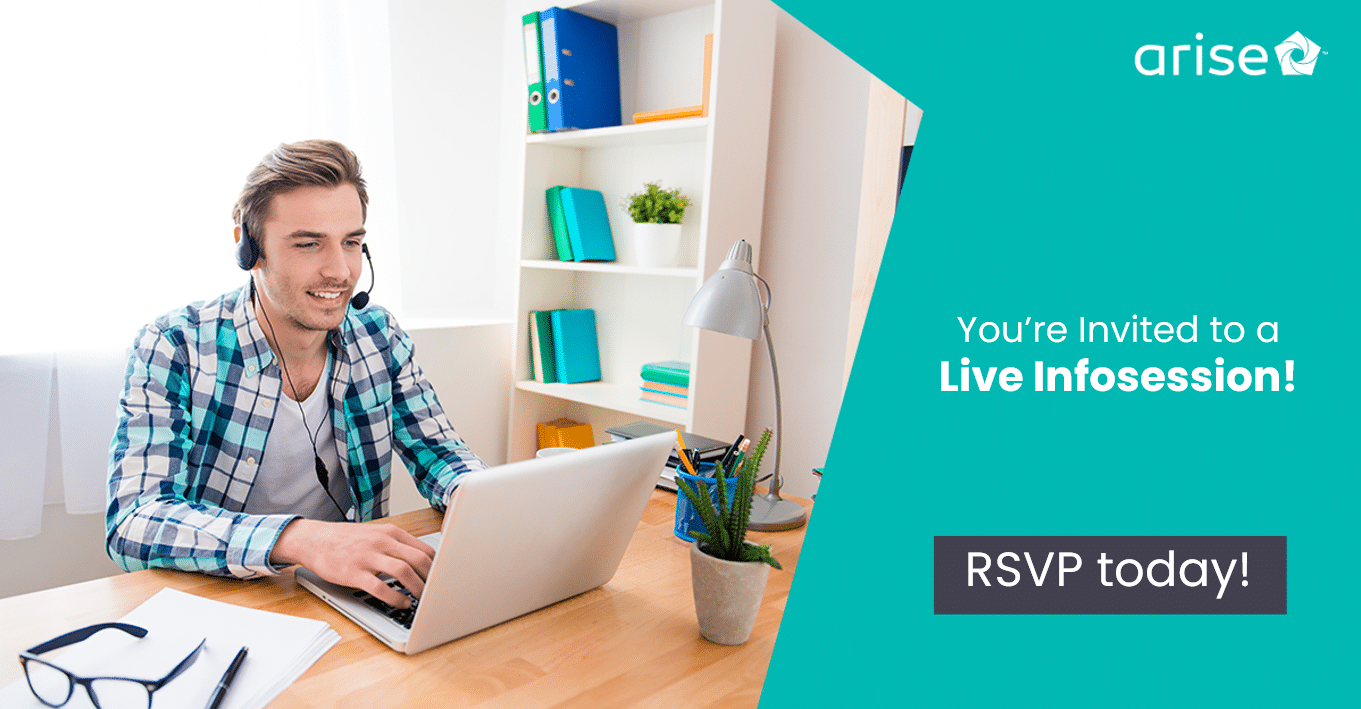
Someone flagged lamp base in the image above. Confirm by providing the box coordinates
[746,493,807,531]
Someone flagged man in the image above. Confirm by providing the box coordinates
[107,140,486,609]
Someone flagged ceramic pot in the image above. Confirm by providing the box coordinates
[632,222,682,267]
[689,542,770,645]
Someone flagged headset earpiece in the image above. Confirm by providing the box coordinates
[236,223,259,270]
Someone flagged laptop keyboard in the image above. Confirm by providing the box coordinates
[353,577,418,629]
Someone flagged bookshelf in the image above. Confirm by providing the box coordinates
[506,0,776,462]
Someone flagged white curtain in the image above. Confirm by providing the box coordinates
[0,1,403,539]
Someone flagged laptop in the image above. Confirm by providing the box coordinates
[296,432,675,655]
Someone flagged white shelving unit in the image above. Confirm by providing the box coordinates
[506,0,776,462]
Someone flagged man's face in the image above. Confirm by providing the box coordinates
[253,184,366,334]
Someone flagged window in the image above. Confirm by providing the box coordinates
[1,1,402,354]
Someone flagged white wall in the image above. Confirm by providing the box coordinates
[382,1,518,511]
[0,509,122,599]
[742,10,869,500]
[388,0,518,323]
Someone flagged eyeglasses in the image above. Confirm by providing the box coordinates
[19,623,204,709]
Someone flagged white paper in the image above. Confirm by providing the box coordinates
[0,588,339,709]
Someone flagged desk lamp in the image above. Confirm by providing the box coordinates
[683,239,807,531]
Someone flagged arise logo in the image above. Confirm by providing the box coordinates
[1135,32,1325,76]
[1275,32,1322,75]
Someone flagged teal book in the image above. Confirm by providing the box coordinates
[529,310,558,383]
[640,360,690,387]
[560,187,616,262]
[545,186,573,261]
[550,309,601,383]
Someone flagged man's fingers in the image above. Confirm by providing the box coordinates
[355,571,412,609]
[375,557,427,600]
[382,539,435,583]
[384,525,437,559]
[373,526,435,583]
[288,522,438,607]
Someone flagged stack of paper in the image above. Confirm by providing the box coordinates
[0,588,339,709]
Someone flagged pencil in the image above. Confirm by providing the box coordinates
[729,439,751,474]
[674,430,699,477]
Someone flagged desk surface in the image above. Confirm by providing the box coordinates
[0,490,812,708]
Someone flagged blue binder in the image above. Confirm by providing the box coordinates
[550,309,602,384]
[560,187,616,261]
[540,7,621,132]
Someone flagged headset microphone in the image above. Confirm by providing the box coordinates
[350,244,375,309]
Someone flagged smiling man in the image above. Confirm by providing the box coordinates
[107,140,486,608]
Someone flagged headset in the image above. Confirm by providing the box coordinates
[238,221,376,521]
[236,223,375,308]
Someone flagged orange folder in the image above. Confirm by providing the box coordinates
[632,34,713,124]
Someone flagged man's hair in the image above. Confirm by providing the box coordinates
[231,140,369,257]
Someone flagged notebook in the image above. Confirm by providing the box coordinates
[550,308,602,383]
[560,187,616,261]
[296,432,676,655]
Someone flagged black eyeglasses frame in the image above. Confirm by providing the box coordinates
[18,622,205,709]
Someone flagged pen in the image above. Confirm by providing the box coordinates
[205,646,248,709]
[718,434,745,475]
[683,449,705,476]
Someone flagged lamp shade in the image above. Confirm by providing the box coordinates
[683,240,764,340]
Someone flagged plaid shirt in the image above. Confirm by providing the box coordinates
[107,284,487,579]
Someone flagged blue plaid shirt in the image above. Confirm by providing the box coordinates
[107,284,487,578]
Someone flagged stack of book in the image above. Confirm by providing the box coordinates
[545,186,615,262]
[528,309,602,384]
[605,421,729,490]
[640,360,690,409]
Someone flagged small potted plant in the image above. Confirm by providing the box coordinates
[675,429,783,645]
[622,181,690,267]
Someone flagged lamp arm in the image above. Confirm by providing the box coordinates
[753,272,773,322]
[755,271,784,502]
[762,321,785,501]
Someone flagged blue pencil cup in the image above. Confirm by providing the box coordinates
[674,462,739,543]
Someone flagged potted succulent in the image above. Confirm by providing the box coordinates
[622,182,690,267]
[675,429,783,645]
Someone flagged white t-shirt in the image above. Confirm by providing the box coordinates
[246,354,353,521]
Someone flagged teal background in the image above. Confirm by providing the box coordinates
[763,1,1356,706]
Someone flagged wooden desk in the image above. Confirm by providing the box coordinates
[0,490,812,708]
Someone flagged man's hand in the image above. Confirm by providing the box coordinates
[272,519,435,609]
